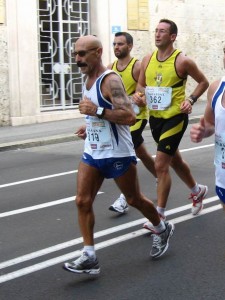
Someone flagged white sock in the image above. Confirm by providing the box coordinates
[157,206,165,218]
[83,246,96,258]
[191,183,199,194]
[153,220,166,234]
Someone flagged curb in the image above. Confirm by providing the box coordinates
[0,116,202,152]
[0,134,78,152]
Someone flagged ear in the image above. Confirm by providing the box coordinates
[128,43,133,52]
[96,47,103,58]
[170,33,177,42]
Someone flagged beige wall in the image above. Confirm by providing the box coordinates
[0,0,225,126]
[92,0,225,99]
[6,0,40,126]
[148,0,225,96]
[0,25,9,126]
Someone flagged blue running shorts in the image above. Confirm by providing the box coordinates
[216,185,225,204]
[81,153,137,179]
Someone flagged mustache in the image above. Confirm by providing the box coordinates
[77,62,88,67]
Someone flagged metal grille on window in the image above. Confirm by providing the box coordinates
[37,0,89,111]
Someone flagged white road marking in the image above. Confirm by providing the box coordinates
[0,196,219,269]
[0,196,219,270]
[0,143,214,189]
[0,170,77,189]
[0,192,103,218]
[0,201,221,283]
[0,142,217,283]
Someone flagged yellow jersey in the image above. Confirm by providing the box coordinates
[145,49,187,119]
[112,57,148,120]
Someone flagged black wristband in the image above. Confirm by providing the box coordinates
[190,95,198,103]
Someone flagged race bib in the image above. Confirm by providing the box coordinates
[215,133,225,169]
[86,116,113,150]
[145,86,172,110]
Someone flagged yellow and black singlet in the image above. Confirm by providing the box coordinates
[145,49,187,119]
[112,58,148,121]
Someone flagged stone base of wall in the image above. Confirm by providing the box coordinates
[10,110,82,126]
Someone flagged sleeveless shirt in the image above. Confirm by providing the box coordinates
[212,76,225,189]
[83,69,135,159]
[145,49,186,119]
[112,58,148,120]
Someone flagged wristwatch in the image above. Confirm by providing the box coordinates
[96,106,105,119]
[187,95,198,106]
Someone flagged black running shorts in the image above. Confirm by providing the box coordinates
[149,113,188,156]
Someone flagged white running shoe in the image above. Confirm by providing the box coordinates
[150,221,175,258]
[143,213,166,233]
[63,251,100,275]
[109,194,129,214]
[189,184,208,215]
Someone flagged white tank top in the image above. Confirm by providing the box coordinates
[212,76,225,188]
[83,70,135,159]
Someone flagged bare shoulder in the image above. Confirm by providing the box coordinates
[101,72,124,97]
[176,52,205,78]
[107,62,113,70]
[142,53,152,63]
[176,52,195,67]
[134,59,141,70]
[140,53,153,69]
[208,79,221,96]
[133,59,141,81]
[104,71,122,86]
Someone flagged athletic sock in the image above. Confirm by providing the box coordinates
[157,206,165,218]
[83,246,96,258]
[153,220,166,234]
[191,183,200,194]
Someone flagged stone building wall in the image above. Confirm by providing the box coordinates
[146,0,225,98]
[121,0,225,100]
[0,24,9,126]
[0,0,225,126]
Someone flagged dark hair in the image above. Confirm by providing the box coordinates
[114,32,133,45]
[159,19,178,35]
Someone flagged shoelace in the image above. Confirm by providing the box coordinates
[189,194,199,202]
[189,188,203,202]
[74,253,89,265]
[152,234,162,249]
[115,197,126,208]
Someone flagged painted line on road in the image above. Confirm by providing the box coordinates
[0,196,219,269]
[0,201,221,283]
[0,143,214,190]
[0,192,103,218]
[179,143,214,152]
[0,170,77,189]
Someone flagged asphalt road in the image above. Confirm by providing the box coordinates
[0,125,224,300]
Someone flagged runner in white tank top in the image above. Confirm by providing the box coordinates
[63,35,175,275]
[190,46,225,207]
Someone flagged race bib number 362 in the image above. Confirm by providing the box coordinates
[145,86,172,110]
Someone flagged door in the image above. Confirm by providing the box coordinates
[37,0,89,111]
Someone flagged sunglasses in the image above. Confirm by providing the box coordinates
[72,47,98,57]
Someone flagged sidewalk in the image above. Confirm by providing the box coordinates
[0,101,206,152]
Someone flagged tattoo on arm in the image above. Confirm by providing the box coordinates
[110,79,129,108]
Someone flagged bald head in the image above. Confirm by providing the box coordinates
[73,35,105,75]
[75,35,102,50]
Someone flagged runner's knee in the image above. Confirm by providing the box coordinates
[76,195,93,211]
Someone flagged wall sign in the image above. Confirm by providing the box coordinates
[0,0,5,24]
[127,0,149,30]
[112,25,122,34]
